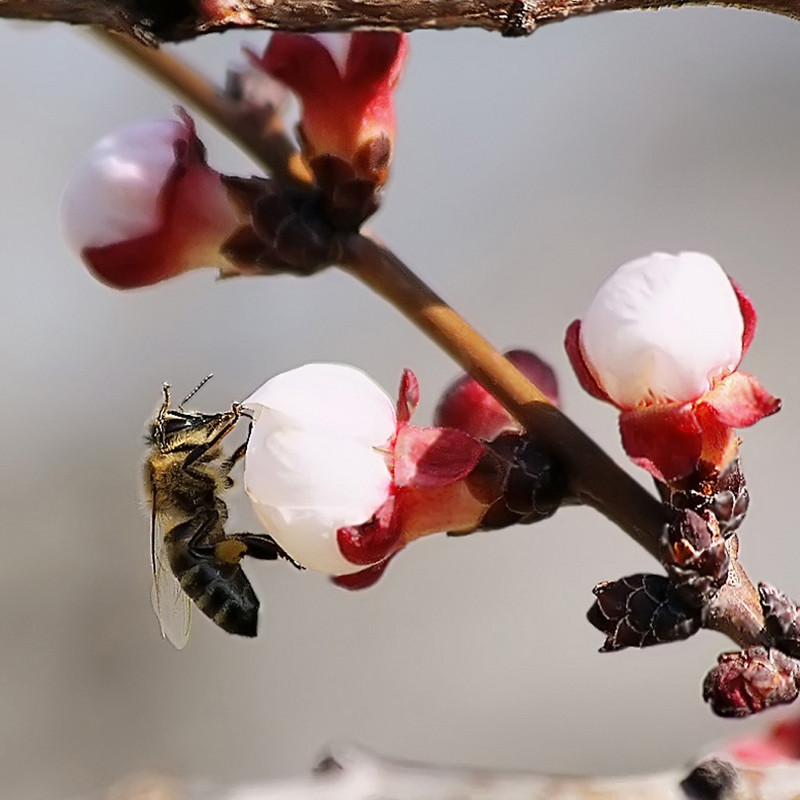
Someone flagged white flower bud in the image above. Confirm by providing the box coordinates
[580,252,744,408]
[62,119,185,252]
[243,364,396,575]
[61,114,244,289]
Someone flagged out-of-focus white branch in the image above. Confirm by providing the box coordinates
[109,743,800,800]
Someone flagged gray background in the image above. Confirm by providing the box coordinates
[1,9,800,799]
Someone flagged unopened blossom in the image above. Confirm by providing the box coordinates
[565,252,779,484]
[435,349,559,442]
[243,363,502,586]
[254,32,407,226]
[62,111,247,289]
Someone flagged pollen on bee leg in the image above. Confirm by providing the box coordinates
[214,539,248,564]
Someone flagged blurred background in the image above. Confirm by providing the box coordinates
[1,8,800,799]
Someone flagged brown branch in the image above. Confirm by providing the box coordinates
[1,0,799,42]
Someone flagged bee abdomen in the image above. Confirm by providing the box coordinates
[179,560,259,638]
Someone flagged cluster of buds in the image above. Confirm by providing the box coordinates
[62,33,407,289]
[569,252,780,662]
[241,358,566,589]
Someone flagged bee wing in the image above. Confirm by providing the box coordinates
[150,508,192,650]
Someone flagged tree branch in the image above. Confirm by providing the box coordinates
[1,0,800,42]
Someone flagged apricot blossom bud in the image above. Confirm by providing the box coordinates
[435,349,559,442]
[254,32,407,228]
[243,364,506,585]
[243,364,396,576]
[62,112,246,288]
[566,252,779,483]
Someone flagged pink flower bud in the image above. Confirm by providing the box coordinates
[243,363,503,583]
[254,32,407,189]
[62,111,246,289]
[566,252,779,483]
[435,349,559,441]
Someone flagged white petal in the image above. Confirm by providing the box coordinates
[243,363,396,445]
[243,377,395,575]
[62,119,185,251]
[310,33,353,75]
[580,252,744,408]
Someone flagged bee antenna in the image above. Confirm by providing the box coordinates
[180,374,214,408]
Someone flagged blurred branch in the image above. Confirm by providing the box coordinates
[1,0,800,41]
[111,744,800,800]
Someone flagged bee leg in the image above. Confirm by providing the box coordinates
[233,533,305,570]
[220,420,253,473]
[182,411,243,470]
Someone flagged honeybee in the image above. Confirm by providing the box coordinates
[144,380,292,648]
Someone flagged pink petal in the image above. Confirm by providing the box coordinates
[260,34,343,102]
[394,426,485,489]
[701,372,781,428]
[619,404,703,483]
[345,32,407,91]
[731,280,757,358]
[564,320,612,404]
[396,368,419,425]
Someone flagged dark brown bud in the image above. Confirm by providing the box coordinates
[760,583,800,659]
[219,176,340,277]
[660,508,729,607]
[703,647,800,718]
[587,573,701,652]
[477,434,567,529]
[657,458,749,537]
[308,149,384,231]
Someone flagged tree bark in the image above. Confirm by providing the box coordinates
[1,0,799,43]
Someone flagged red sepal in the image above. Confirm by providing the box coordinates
[731,280,757,358]
[393,426,485,489]
[701,372,781,428]
[331,555,395,590]
[396,368,419,425]
[619,404,703,483]
[564,320,612,404]
[336,495,400,566]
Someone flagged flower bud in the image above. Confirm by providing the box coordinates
[435,350,559,441]
[254,32,407,228]
[566,252,779,483]
[704,647,800,718]
[243,364,503,581]
[62,111,247,288]
[760,584,800,659]
[587,573,701,652]
[660,509,729,607]
[243,364,396,576]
